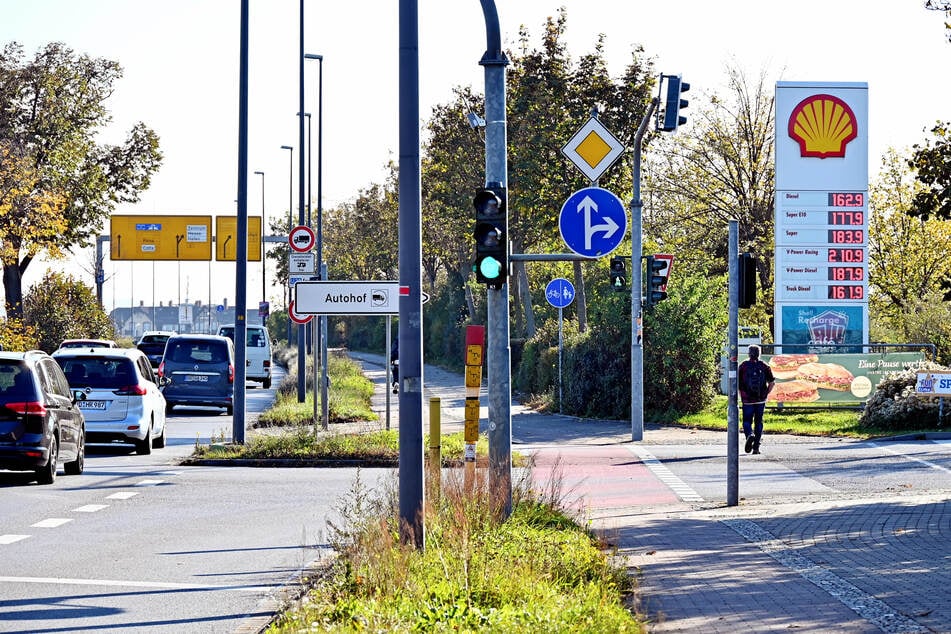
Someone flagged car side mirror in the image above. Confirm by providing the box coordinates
[71,389,87,404]
[158,376,171,387]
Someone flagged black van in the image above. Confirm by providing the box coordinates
[158,335,235,415]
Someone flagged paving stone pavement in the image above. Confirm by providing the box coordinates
[347,351,951,633]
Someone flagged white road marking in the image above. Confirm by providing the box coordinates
[135,479,165,486]
[31,518,72,528]
[627,445,705,502]
[106,491,139,500]
[871,442,951,474]
[0,535,30,545]
[0,575,271,593]
[724,518,929,633]
[72,504,109,513]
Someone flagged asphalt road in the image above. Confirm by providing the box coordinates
[0,370,390,634]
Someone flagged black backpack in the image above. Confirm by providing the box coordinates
[742,360,768,401]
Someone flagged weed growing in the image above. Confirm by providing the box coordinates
[266,465,643,633]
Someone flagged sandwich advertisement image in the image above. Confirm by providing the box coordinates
[761,352,925,404]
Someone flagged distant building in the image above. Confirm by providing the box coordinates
[109,299,266,339]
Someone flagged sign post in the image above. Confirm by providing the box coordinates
[546,278,575,412]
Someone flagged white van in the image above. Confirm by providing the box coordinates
[217,324,272,388]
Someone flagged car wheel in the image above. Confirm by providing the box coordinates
[36,436,58,485]
[165,402,174,415]
[154,421,166,449]
[64,431,85,475]
[263,377,272,389]
[136,423,153,455]
[226,405,234,416]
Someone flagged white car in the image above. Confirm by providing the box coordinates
[52,348,168,454]
[217,324,272,389]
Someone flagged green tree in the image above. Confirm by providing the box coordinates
[925,0,951,42]
[23,271,115,352]
[644,65,776,337]
[908,122,951,220]
[0,42,162,319]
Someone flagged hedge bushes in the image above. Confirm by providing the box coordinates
[860,361,950,431]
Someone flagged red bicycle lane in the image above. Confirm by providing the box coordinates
[527,444,683,513]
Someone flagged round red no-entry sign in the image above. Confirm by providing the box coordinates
[288,300,313,324]
[288,225,316,253]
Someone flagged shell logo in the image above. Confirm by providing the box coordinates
[787,94,858,159]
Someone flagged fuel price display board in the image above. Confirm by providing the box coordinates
[775,190,868,302]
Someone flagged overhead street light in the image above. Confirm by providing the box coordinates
[280,144,293,342]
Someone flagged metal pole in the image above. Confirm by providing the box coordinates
[296,0,306,403]
[558,306,563,412]
[727,220,739,506]
[480,0,511,519]
[281,145,293,343]
[305,112,312,356]
[385,315,392,430]
[233,0,250,444]
[630,98,657,442]
[305,52,326,429]
[397,0,424,548]
[254,171,265,304]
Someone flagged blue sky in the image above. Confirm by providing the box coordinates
[1,0,948,315]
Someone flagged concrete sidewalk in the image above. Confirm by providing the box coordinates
[347,351,951,633]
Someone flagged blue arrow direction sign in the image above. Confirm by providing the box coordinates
[559,187,627,257]
[545,278,575,308]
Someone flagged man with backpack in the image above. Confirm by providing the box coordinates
[738,344,775,454]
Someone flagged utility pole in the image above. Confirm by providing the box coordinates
[479,0,512,520]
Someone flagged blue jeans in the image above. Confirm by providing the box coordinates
[742,402,765,444]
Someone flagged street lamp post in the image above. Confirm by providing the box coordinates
[254,170,265,307]
[280,145,293,343]
[305,52,327,429]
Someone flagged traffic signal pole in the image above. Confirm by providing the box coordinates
[479,0,512,519]
[630,98,657,442]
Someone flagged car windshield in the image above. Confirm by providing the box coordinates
[166,341,228,364]
[0,361,36,402]
[141,335,169,344]
[58,358,137,388]
[219,327,265,347]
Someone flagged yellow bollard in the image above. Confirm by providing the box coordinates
[428,397,441,501]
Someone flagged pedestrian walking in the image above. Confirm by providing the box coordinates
[738,344,774,454]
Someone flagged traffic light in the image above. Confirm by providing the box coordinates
[610,256,627,291]
[659,74,690,132]
[645,255,670,307]
[473,185,507,288]
[738,252,757,308]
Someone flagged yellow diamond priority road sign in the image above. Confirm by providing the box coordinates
[561,117,626,183]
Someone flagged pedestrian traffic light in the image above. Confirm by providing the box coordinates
[610,256,627,291]
[473,185,507,288]
[645,255,670,307]
[738,252,757,308]
[659,74,690,132]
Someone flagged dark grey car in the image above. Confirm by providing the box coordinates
[158,335,234,415]
[0,351,85,484]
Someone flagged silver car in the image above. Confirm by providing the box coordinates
[53,348,168,455]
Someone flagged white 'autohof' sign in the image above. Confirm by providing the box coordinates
[294,281,399,315]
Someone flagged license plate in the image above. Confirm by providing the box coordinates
[184,375,209,382]
[78,400,107,410]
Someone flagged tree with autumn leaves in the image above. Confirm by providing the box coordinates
[0,42,162,322]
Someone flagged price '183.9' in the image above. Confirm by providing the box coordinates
[828,229,864,244]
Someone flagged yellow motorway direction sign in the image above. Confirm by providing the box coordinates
[215,216,262,261]
[110,215,213,261]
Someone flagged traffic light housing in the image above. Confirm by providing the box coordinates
[645,255,670,307]
[610,256,627,291]
[473,185,507,288]
[738,252,757,308]
[659,74,690,132]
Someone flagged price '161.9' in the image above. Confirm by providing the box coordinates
[828,285,864,300]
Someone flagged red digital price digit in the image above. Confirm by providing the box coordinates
[827,285,864,300]
[827,248,864,263]
[828,230,864,244]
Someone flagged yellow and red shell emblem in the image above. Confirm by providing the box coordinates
[787,94,857,159]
